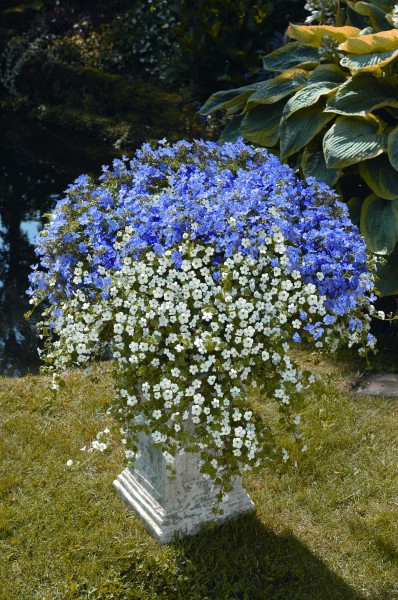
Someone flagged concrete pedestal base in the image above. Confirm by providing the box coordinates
[113,431,254,543]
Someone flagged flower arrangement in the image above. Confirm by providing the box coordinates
[29,139,377,502]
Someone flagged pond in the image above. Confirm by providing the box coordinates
[0,115,120,376]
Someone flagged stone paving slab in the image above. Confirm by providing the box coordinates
[356,373,398,396]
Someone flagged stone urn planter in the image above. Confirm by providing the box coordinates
[113,428,255,543]
[30,139,378,547]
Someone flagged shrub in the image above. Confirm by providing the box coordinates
[200,0,398,296]
[166,0,305,94]
[1,0,306,96]
[29,139,377,504]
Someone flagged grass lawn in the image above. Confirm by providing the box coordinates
[1,349,398,599]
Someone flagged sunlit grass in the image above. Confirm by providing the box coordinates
[1,351,398,599]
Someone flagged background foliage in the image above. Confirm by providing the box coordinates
[201,0,398,296]
[165,0,305,95]
[1,0,306,99]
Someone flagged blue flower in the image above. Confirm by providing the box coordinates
[29,139,375,335]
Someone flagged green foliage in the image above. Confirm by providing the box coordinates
[2,0,305,98]
[200,0,398,295]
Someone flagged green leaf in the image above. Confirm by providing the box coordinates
[307,63,347,84]
[375,244,398,296]
[349,1,392,31]
[246,69,309,107]
[387,125,398,171]
[301,138,341,187]
[261,43,319,73]
[219,115,244,143]
[280,105,334,160]
[360,193,398,254]
[325,74,398,116]
[340,48,398,70]
[283,82,338,119]
[347,196,364,226]
[323,115,387,168]
[359,154,398,199]
[241,102,284,147]
[199,83,260,115]
[348,0,393,8]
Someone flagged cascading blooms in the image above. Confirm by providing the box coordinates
[29,139,377,501]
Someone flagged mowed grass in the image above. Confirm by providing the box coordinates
[1,352,398,600]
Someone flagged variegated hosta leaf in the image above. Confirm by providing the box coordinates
[199,83,261,115]
[388,124,398,171]
[280,104,334,160]
[261,43,319,72]
[348,1,393,31]
[340,47,398,70]
[219,115,244,143]
[287,23,361,47]
[339,29,398,53]
[283,82,339,119]
[347,196,364,227]
[375,245,398,296]
[359,154,398,200]
[325,73,398,116]
[307,63,347,84]
[351,0,397,7]
[241,103,285,147]
[301,138,341,187]
[360,193,398,254]
[323,115,388,168]
[246,69,309,108]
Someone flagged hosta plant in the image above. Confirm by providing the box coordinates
[29,139,377,504]
[200,0,398,296]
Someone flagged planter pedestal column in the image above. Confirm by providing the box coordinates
[113,431,255,543]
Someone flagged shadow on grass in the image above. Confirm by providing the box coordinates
[82,512,373,600]
[172,512,368,600]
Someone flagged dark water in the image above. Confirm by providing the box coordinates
[0,115,120,376]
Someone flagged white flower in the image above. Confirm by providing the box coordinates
[37,199,376,500]
[233,411,242,421]
[92,440,107,452]
[113,322,123,334]
[234,426,246,438]
[66,459,73,467]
